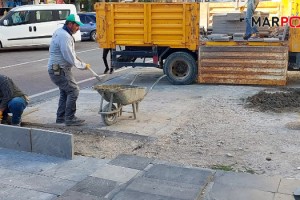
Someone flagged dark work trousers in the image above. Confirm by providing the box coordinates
[102,48,111,70]
[2,97,27,125]
[48,67,79,121]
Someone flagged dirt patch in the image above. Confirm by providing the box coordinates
[245,88,300,112]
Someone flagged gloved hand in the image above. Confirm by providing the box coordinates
[239,5,245,12]
[86,64,91,70]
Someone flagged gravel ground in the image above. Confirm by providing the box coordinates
[26,70,300,179]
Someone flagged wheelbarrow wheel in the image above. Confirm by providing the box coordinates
[101,104,118,126]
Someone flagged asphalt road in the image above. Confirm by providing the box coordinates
[0,41,106,105]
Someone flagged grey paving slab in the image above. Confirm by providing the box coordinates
[56,190,105,200]
[0,168,76,195]
[112,189,185,200]
[278,178,300,195]
[41,156,109,181]
[108,154,154,170]
[0,156,58,174]
[144,164,213,185]
[91,164,140,183]
[126,176,201,200]
[214,171,280,192]
[0,183,55,200]
[205,182,274,200]
[0,125,31,152]
[226,13,242,21]
[69,176,118,197]
[0,147,66,163]
[31,128,73,159]
[274,193,295,200]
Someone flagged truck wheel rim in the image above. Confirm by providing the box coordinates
[171,60,189,78]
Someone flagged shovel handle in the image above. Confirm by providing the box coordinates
[86,65,99,77]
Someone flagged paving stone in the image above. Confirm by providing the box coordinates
[126,176,200,200]
[0,125,31,152]
[226,12,242,21]
[31,128,73,159]
[91,164,140,183]
[0,156,58,174]
[112,189,185,200]
[248,37,264,42]
[207,34,228,40]
[41,156,109,181]
[295,188,300,196]
[0,147,65,164]
[274,193,295,200]
[205,182,274,200]
[0,148,65,173]
[144,164,213,185]
[278,178,300,195]
[108,154,153,170]
[0,168,76,195]
[233,33,244,37]
[0,183,55,200]
[70,176,117,197]
[264,38,280,42]
[214,171,280,192]
[57,190,104,200]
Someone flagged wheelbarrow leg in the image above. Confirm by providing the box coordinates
[118,103,122,116]
[136,102,139,112]
[99,92,104,112]
[108,93,114,111]
[132,103,137,119]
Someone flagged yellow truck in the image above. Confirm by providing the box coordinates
[94,0,299,86]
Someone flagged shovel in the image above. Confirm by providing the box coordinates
[86,65,102,82]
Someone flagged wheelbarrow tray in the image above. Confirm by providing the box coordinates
[94,84,146,105]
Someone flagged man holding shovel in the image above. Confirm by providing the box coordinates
[48,14,90,126]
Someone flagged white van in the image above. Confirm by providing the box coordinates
[0,4,81,48]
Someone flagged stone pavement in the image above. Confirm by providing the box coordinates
[0,147,300,200]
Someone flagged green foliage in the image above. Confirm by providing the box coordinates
[211,164,233,171]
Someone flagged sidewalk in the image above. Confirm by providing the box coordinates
[0,147,299,200]
[1,68,300,200]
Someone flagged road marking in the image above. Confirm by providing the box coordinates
[0,48,99,70]
[29,67,129,99]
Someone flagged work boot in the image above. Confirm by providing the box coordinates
[110,68,114,74]
[243,34,251,40]
[12,122,21,127]
[56,118,65,124]
[65,117,85,126]
[1,115,12,125]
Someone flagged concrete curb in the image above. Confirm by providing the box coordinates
[0,124,73,159]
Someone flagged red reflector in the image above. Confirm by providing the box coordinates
[153,55,158,64]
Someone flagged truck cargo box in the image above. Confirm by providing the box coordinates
[94,2,199,51]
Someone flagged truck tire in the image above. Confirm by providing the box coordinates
[164,52,197,85]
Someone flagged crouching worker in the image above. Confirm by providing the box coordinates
[0,74,29,126]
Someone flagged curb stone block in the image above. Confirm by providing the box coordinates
[31,128,73,159]
[0,124,31,152]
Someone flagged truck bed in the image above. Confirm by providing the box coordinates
[94,2,199,51]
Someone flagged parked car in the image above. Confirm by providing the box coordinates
[0,4,81,49]
[78,12,96,41]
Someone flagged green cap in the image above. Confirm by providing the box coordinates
[66,14,84,26]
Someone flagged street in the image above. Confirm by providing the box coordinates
[0,41,105,105]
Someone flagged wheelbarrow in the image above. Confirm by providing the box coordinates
[93,84,146,125]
